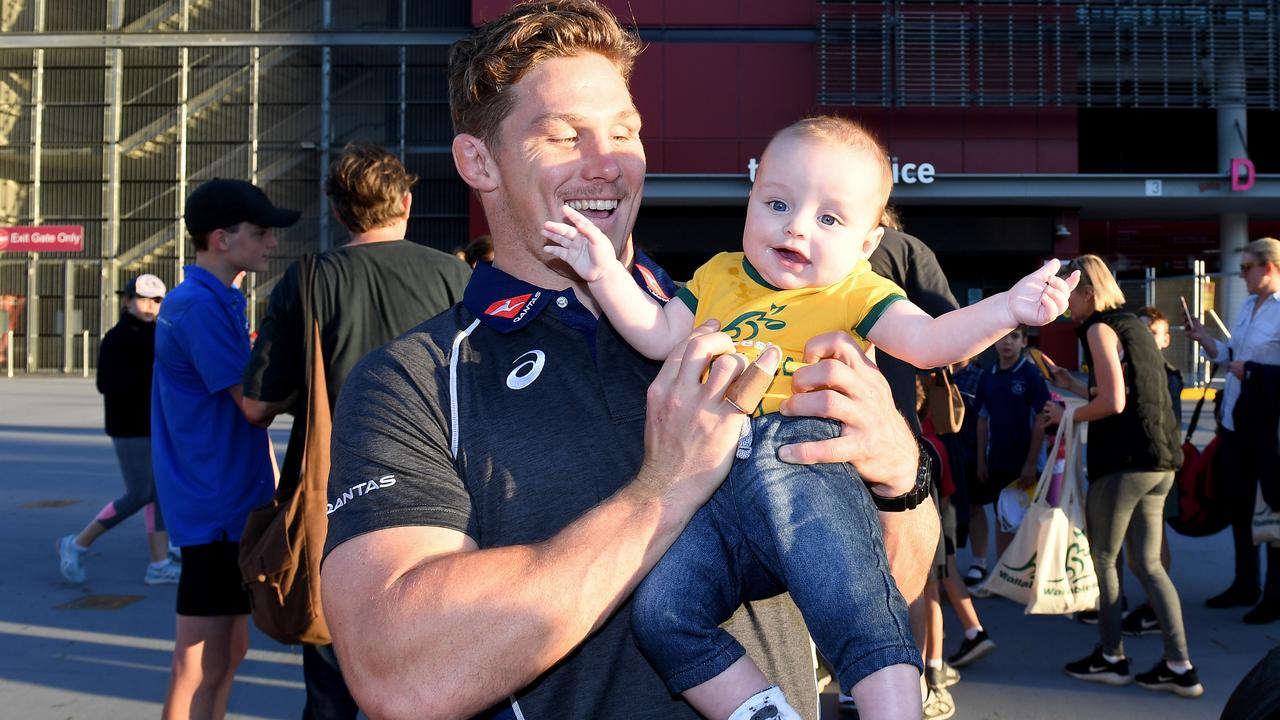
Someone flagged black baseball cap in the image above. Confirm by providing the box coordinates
[183,178,301,235]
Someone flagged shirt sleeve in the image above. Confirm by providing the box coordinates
[323,342,475,560]
[674,255,715,316]
[242,261,304,403]
[902,241,960,317]
[850,270,907,340]
[182,300,251,394]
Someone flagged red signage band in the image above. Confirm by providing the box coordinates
[0,226,85,253]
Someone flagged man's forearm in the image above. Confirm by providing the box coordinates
[331,479,691,720]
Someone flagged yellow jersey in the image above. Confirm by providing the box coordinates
[673,252,906,414]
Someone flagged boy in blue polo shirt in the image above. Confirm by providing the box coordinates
[152,178,298,718]
[967,326,1050,583]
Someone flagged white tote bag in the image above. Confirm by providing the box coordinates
[1252,486,1280,546]
[982,407,1099,614]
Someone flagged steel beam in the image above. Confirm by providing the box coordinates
[0,31,466,48]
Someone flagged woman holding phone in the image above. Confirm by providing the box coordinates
[1186,237,1280,623]
[1042,254,1200,698]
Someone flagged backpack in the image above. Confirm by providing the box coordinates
[238,257,332,644]
[1167,385,1230,538]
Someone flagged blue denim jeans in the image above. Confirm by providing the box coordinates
[632,414,920,695]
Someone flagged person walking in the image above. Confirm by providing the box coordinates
[1186,237,1280,624]
[241,143,470,719]
[56,273,181,586]
[1045,254,1202,698]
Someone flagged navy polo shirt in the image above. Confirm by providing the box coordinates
[974,355,1051,474]
[323,252,815,720]
[152,265,274,547]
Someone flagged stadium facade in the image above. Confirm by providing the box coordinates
[1,0,1277,374]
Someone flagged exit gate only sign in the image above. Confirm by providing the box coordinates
[0,226,84,253]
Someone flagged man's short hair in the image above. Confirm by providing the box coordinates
[324,143,418,235]
[448,0,642,145]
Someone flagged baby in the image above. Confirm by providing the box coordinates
[543,116,1077,720]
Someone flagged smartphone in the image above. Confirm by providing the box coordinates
[1179,296,1193,327]
[1028,347,1053,381]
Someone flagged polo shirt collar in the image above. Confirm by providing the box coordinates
[463,250,677,334]
[991,355,1030,374]
[183,265,246,307]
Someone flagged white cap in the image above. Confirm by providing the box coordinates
[127,274,166,298]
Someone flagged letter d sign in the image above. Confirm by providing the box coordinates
[1231,157,1255,192]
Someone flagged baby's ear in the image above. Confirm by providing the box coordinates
[861,225,885,256]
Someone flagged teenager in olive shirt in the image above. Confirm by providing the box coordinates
[242,143,469,720]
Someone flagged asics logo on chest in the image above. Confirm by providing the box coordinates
[507,350,546,390]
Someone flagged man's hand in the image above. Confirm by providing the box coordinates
[1017,463,1037,489]
[1006,259,1080,327]
[542,205,622,283]
[635,321,779,515]
[776,331,916,497]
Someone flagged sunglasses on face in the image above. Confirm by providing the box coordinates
[1240,261,1262,273]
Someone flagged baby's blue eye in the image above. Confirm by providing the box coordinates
[768,200,788,212]
[819,214,838,226]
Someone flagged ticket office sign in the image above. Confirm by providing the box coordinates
[0,226,84,253]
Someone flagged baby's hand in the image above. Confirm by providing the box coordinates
[1006,259,1080,327]
[542,205,619,283]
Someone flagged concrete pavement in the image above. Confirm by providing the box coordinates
[2,377,1274,719]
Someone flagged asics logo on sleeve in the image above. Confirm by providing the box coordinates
[485,293,533,319]
[507,350,545,390]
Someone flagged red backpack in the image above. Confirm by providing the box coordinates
[1168,387,1230,537]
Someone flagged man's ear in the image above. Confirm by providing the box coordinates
[862,225,885,256]
[452,134,498,193]
[401,191,413,219]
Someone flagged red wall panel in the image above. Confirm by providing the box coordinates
[662,44,740,140]
[964,139,1040,173]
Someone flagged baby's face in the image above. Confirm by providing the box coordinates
[743,135,887,290]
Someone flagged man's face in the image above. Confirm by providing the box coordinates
[995,331,1026,359]
[487,52,645,280]
[1142,316,1171,350]
[743,135,886,289]
[222,222,277,274]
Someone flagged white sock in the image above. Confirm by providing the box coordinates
[148,560,168,569]
[1103,652,1125,664]
[971,558,987,570]
[727,686,801,720]
[1166,660,1192,674]
[964,626,983,641]
[926,658,942,670]
[72,541,89,552]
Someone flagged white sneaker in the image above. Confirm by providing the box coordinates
[56,534,86,583]
[144,559,181,585]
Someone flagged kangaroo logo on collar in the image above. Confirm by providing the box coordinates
[486,293,534,319]
[507,350,546,390]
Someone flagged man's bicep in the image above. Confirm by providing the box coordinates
[324,524,476,595]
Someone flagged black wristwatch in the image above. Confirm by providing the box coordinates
[870,439,933,512]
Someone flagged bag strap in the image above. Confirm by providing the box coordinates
[274,256,317,500]
[1031,406,1073,506]
[1184,367,1217,444]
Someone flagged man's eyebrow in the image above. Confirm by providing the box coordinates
[530,110,642,128]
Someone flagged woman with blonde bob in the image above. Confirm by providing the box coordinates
[1042,254,1202,697]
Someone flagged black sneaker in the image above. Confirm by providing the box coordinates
[1064,646,1132,686]
[1076,609,1099,624]
[947,630,996,668]
[1135,660,1204,698]
[1205,584,1261,609]
[962,564,987,587]
[1121,604,1161,636]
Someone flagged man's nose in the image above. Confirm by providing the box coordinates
[579,137,621,183]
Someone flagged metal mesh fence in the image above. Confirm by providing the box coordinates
[0,0,470,372]
[819,0,1280,108]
